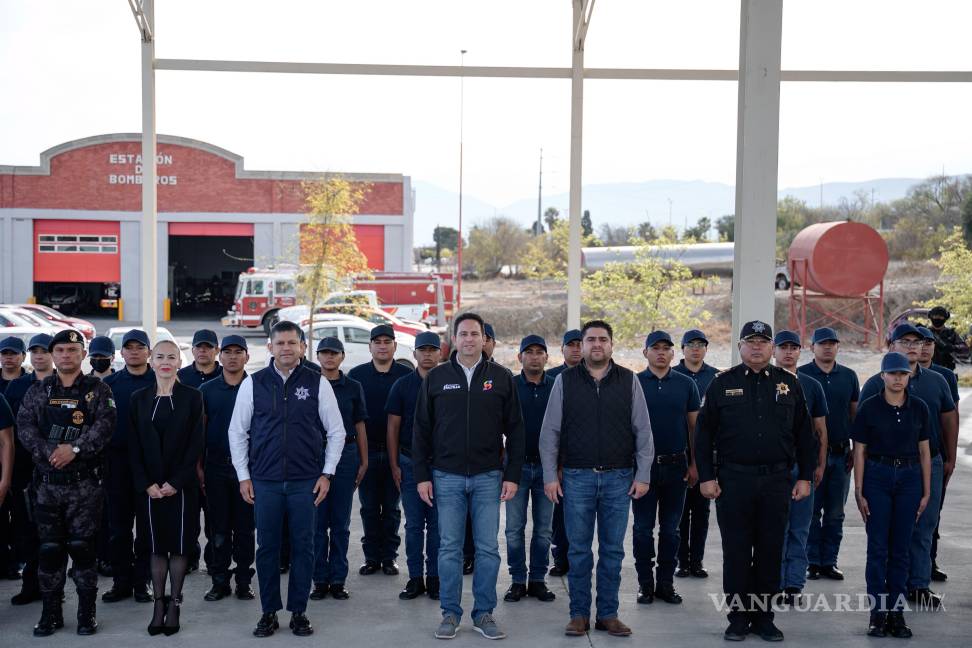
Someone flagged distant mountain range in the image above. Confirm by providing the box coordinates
[411,176,943,245]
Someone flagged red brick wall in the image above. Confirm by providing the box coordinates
[0,140,402,215]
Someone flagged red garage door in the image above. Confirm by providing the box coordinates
[353,225,385,270]
[34,220,120,282]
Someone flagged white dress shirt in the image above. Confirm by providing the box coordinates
[458,357,482,387]
[227,367,347,482]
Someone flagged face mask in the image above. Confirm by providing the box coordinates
[90,357,112,373]
[930,318,946,328]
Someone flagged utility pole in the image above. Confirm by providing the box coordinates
[456,49,467,308]
[536,147,543,235]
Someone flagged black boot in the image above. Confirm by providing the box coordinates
[504,582,527,602]
[76,588,99,635]
[11,585,42,605]
[426,576,440,600]
[637,579,655,604]
[867,612,887,638]
[162,595,181,636]
[887,611,912,639]
[527,581,556,602]
[399,577,426,600]
[33,592,64,637]
[309,583,329,600]
[101,581,132,603]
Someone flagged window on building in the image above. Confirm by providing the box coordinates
[36,233,119,254]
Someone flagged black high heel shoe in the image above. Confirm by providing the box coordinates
[162,595,181,636]
[148,595,168,635]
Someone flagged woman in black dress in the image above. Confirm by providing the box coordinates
[129,340,204,635]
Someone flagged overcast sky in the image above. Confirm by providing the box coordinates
[2,0,972,208]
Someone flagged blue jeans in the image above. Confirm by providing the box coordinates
[433,469,501,621]
[504,462,554,583]
[780,465,814,590]
[864,460,921,611]
[631,461,687,585]
[807,450,851,567]
[562,467,631,620]
[550,502,569,567]
[400,454,439,579]
[358,449,402,563]
[312,444,359,585]
[252,478,317,614]
[907,454,943,590]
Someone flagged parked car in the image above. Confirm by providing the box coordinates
[300,318,416,370]
[104,326,193,372]
[278,303,426,338]
[9,303,96,340]
[45,286,94,315]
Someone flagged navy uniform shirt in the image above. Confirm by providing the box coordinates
[860,366,954,456]
[547,364,570,378]
[4,371,38,417]
[176,362,223,389]
[326,371,368,444]
[797,361,860,446]
[348,360,411,451]
[0,367,26,394]
[200,373,246,460]
[3,372,42,486]
[929,364,960,405]
[851,391,929,458]
[637,367,701,456]
[672,360,720,402]
[514,371,555,462]
[104,366,156,449]
[797,372,829,419]
[386,370,425,454]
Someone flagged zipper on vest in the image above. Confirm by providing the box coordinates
[465,369,472,476]
[282,377,288,480]
[595,380,601,468]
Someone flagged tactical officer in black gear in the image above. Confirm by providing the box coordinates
[16,329,116,636]
[927,306,968,370]
[696,321,815,642]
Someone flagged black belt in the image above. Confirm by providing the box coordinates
[34,466,100,485]
[868,455,920,468]
[656,453,687,465]
[829,441,850,454]
[719,461,790,475]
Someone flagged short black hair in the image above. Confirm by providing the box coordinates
[453,312,485,335]
[581,319,613,341]
[270,320,303,340]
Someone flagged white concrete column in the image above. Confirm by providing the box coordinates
[566,0,585,330]
[140,0,158,342]
[731,0,783,364]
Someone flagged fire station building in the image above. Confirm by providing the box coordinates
[0,133,415,317]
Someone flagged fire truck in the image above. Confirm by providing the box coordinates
[223,266,455,335]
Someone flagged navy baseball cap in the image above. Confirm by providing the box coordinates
[484,323,496,340]
[27,333,54,351]
[811,327,839,344]
[415,331,441,349]
[519,334,547,353]
[0,336,26,353]
[122,329,151,347]
[881,352,911,373]
[681,329,708,346]
[48,329,85,351]
[317,336,344,353]
[370,324,395,341]
[192,329,219,348]
[220,335,248,351]
[88,335,115,357]
[890,323,922,343]
[562,329,582,345]
[915,326,935,340]
[773,330,801,347]
[740,320,773,340]
[645,331,674,348]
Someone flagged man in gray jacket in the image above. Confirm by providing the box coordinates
[540,319,654,638]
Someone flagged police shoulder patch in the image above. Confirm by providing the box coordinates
[107,398,116,408]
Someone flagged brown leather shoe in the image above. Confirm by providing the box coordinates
[564,616,590,636]
[594,617,632,637]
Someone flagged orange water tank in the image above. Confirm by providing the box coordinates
[788,221,888,296]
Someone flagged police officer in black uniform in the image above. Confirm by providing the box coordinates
[17,329,116,636]
[927,306,968,370]
[87,336,115,379]
[696,321,815,642]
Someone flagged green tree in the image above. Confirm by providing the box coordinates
[521,231,564,295]
[543,207,561,231]
[716,214,735,242]
[921,231,972,333]
[683,217,712,242]
[465,216,530,277]
[637,221,657,242]
[962,192,972,249]
[581,209,593,237]
[582,244,715,342]
[433,225,460,267]
[299,177,371,351]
